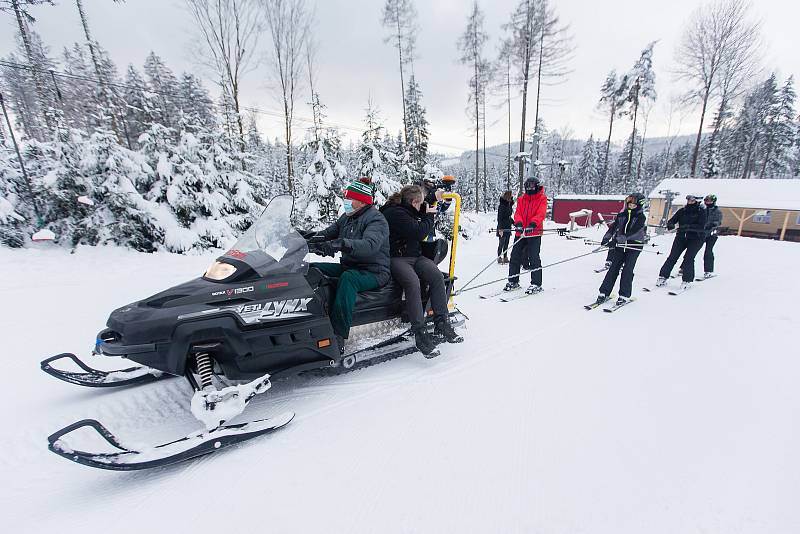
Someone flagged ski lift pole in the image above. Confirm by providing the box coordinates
[442,192,461,308]
[0,92,41,223]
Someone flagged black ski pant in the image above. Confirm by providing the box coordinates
[600,247,641,298]
[497,232,511,258]
[659,233,704,282]
[703,235,718,273]
[508,235,542,286]
[390,256,448,328]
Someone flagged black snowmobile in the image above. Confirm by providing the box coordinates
[42,194,466,471]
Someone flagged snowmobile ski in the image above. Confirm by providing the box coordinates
[603,298,635,312]
[47,412,294,471]
[584,294,614,310]
[40,353,168,388]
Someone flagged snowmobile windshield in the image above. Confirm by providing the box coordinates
[215,195,309,277]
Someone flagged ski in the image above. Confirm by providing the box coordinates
[603,298,635,312]
[594,266,610,273]
[500,287,543,302]
[668,286,692,296]
[695,274,717,282]
[47,412,295,471]
[479,287,522,299]
[584,294,614,310]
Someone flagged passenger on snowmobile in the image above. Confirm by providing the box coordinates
[657,194,708,288]
[594,193,647,306]
[381,186,463,357]
[504,176,547,295]
[702,194,722,278]
[307,177,391,353]
[417,176,454,262]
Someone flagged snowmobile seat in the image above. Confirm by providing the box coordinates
[306,266,404,326]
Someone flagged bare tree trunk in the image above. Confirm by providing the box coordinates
[395,21,409,144]
[506,61,511,190]
[482,91,488,208]
[625,100,639,191]
[759,133,775,178]
[75,0,121,142]
[636,106,650,183]
[690,86,711,177]
[11,0,53,137]
[601,104,615,194]
[532,27,544,161]
[475,55,480,212]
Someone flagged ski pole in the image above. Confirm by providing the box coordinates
[489,227,569,235]
[615,244,663,255]
[455,247,609,295]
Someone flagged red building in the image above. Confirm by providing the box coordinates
[552,195,627,225]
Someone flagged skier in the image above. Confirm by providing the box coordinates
[702,194,722,278]
[496,191,514,264]
[309,178,391,354]
[503,177,547,294]
[656,194,708,289]
[381,185,463,357]
[594,193,647,306]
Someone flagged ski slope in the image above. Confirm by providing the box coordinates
[3,221,799,533]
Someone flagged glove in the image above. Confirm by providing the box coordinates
[526,222,537,229]
[600,233,612,247]
[667,224,675,231]
[514,222,523,233]
[617,235,628,244]
[298,229,318,240]
[314,239,344,257]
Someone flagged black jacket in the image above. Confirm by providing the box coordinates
[603,206,647,246]
[380,202,435,258]
[497,198,514,230]
[319,205,391,284]
[667,203,707,239]
[704,204,722,236]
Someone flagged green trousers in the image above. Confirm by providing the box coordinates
[312,262,379,338]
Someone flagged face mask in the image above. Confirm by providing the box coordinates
[525,188,536,195]
[343,199,354,214]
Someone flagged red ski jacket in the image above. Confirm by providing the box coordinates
[513,188,547,237]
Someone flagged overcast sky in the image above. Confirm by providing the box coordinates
[2,0,797,155]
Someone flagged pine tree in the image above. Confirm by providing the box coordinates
[577,135,599,194]
[357,102,400,204]
[143,52,181,130]
[404,74,429,176]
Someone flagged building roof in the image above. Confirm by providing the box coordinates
[648,178,800,211]
[554,194,627,201]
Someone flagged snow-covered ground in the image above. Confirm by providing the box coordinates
[3,220,799,533]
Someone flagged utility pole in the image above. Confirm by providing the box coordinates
[658,189,679,232]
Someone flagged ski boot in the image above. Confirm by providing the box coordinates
[496,257,503,264]
[703,272,714,279]
[413,325,439,358]
[503,281,520,291]
[525,284,543,295]
[655,276,667,287]
[502,255,509,264]
[594,293,609,305]
[434,316,463,344]
[604,260,612,269]
[614,296,630,306]
[679,281,692,291]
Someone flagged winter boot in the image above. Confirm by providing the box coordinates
[434,317,463,344]
[502,255,509,264]
[525,284,543,295]
[413,326,439,358]
[655,276,667,287]
[503,281,520,291]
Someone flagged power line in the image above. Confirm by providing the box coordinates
[1,59,514,159]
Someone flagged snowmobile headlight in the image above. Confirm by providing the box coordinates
[204,261,237,281]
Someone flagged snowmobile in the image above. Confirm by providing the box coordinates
[41,193,467,471]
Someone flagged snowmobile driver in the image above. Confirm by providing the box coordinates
[503,176,547,295]
[656,194,707,289]
[594,193,647,306]
[307,177,391,355]
[380,185,463,358]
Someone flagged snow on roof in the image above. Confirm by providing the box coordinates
[649,178,800,210]
[554,194,627,201]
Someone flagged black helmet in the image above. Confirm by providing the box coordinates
[524,176,541,192]
[626,192,646,208]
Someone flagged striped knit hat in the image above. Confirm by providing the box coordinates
[343,177,374,205]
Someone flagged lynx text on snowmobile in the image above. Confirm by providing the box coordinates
[42,194,467,471]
